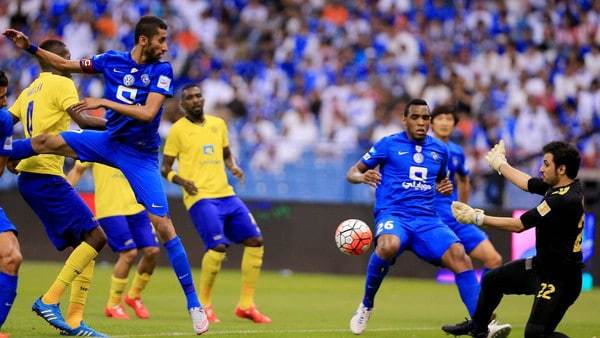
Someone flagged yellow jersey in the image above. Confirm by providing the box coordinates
[9,72,78,177]
[79,161,145,219]
[163,115,235,209]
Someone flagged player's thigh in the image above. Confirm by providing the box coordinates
[411,220,460,265]
[114,149,168,217]
[449,221,488,254]
[527,272,582,334]
[98,215,137,253]
[59,130,117,166]
[222,197,262,244]
[188,199,229,249]
[482,258,538,295]
[374,214,408,258]
[469,239,502,267]
[126,211,159,249]
[17,173,98,250]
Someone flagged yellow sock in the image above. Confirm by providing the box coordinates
[127,272,151,299]
[199,249,226,306]
[66,260,95,328]
[107,275,129,308]
[43,242,98,304]
[239,246,264,309]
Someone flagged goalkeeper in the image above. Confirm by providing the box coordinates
[442,141,585,338]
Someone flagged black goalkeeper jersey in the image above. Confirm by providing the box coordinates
[520,178,584,274]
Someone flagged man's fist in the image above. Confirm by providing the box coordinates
[451,201,485,226]
[485,139,507,174]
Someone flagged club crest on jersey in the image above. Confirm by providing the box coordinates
[203,144,215,155]
[141,74,150,86]
[413,152,424,163]
[123,74,135,87]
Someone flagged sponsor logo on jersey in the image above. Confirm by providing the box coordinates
[157,75,171,91]
[123,74,135,87]
[413,152,424,163]
[203,144,215,155]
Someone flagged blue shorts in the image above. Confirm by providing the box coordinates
[98,211,159,252]
[18,172,98,251]
[0,207,17,234]
[439,210,488,253]
[61,130,168,216]
[188,196,261,250]
[374,213,460,265]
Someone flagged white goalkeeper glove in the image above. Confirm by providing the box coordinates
[485,139,507,174]
[451,201,485,226]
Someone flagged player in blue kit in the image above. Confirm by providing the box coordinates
[0,71,22,338]
[4,16,209,335]
[431,105,502,270]
[346,99,481,335]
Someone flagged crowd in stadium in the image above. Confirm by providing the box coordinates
[1,0,600,178]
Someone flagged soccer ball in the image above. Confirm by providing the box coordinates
[335,219,372,255]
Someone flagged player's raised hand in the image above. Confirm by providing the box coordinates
[485,139,507,174]
[230,165,245,184]
[451,201,485,226]
[3,29,31,49]
[181,179,198,195]
[362,169,381,188]
[436,178,453,195]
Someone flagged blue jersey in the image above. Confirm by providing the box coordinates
[0,108,14,156]
[84,50,174,151]
[435,140,470,206]
[361,132,449,217]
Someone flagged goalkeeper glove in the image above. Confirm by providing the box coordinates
[485,139,507,174]
[451,201,485,226]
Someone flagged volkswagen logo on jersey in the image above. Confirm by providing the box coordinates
[413,152,424,163]
[123,74,135,87]
[141,74,150,86]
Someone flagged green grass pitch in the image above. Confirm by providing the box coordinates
[4,261,600,337]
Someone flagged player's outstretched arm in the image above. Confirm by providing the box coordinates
[223,146,244,183]
[66,106,106,130]
[3,29,84,73]
[346,161,381,188]
[161,154,198,195]
[71,92,165,123]
[451,201,525,232]
[66,161,89,187]
[486,140,530,191]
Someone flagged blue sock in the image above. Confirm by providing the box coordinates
[9,139,36,160]
[455,270,480,317]
[362,253,390,309]
[164,236,201,310]
[0,272,17,329]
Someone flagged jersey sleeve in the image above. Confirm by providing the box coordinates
[8,92,22,120]
[80,52,110,74]
[56,78,80,111]
[527,178,550,196]
[0,110,14,157]
[520,194,561,229]
[149,63,174,97]
[360,137,388,169]
[163,124,180,157]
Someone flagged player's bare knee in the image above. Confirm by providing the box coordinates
[120,248,138,263]
[444,244,473,272]
[486,252,502,269]
[243,236,263,247]
[142,246,160,259]
[375,236,400,260]
[1,249,22,275]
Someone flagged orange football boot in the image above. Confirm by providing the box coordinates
[104,304,130,319]
[235,305,272,323]
[204,305,220,323]
[124,296,150,319]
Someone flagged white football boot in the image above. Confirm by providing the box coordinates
[189,307,209,335]
[487,319,512,338]
[349,303,372,335]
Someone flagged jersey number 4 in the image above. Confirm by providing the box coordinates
[116,86,138,104]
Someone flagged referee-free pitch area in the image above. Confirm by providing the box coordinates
[5,261,600,337]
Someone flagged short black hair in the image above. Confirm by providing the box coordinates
[542,141,581,179]
[39,39,67,55]
[431,104,458,124]
[0,71,7,87]
[404,98,429,116]
[180,83,200,97]
[134,16,168,44]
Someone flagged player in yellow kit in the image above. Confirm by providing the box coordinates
[67,162,159,320]
[162,84,271,324]
[8,39,107,336]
